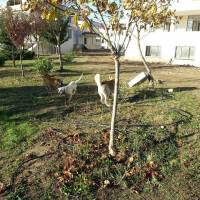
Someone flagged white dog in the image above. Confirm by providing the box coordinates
[94,74,114,107]
[58,74,83,105]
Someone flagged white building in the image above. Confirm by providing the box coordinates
[5,0,103,54]
[125,0,200,67]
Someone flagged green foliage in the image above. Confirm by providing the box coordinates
[0,121,36,154]
[0,53,5,66]
[0,56,200,199]
[7,181,29,200]
[34,58,53,75]
[0,15,14,50]
[21,50,35,60]
[0,49,11,60]
[63,52,75,63]
[40,16,70,46]
[0,15,16,62]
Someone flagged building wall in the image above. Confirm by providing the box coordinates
[82,34,102,49]
[125,5,200,67]
[60,29,75,53]
[7,2,104,53]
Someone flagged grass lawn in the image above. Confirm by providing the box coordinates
[0,55,200,199]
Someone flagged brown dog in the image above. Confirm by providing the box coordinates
[42,74,63,93]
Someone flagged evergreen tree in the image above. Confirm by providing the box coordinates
[0,16,16,67]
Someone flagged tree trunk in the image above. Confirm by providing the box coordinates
[109,56,120,156]
[37,36,40,59]
[58,44,63,71]
[136,28,151,75]
[30,36,34,52]
[136,27,154,84]
[19,48,24,77]
[11,46,16,68]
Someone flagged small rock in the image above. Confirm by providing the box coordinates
[168,88,173,93]
[128,156,134,164]
[103,180,110,187]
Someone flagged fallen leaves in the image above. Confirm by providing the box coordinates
[0,181,5,193]
[115,151,127,163]
[55,155,76,187]
[125,166,141,177]
[101,131,109,144]
[144,161,165,181]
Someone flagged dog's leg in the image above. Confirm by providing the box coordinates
[100,93,105,104]
[68,94,73,104]
[64,94,67,106]
[104,94,111,107]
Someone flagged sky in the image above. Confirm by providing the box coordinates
[0,0,6,6]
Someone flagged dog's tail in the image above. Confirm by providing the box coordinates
[94,74,102,87]
[75,73,83,83]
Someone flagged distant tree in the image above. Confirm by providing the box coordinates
[2,7,32,77]
[29,12,47,59]
[0,14,16,67]
[40,9,70,71]
[133,3,175,82]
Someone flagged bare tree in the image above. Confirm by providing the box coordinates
[133,3,175,82]
[29,12,47,59]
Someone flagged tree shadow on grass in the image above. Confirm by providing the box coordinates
[57,83,105,116]
[127,87,197,104]
[97,108,194,199]
[54,69,93,78]
[0,68,21,79]
[0,83,100,122]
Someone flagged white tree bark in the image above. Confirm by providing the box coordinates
[58,43,63,71]
[136,28,151,75]
[12,46,16,68]
[19,47,24,77]
[109,56,120,156]
[136,26,154,84]
[36,35,40,59]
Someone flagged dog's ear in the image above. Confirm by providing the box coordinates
[60,81,64,86]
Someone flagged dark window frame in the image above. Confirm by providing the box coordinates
[145,46,161,57]
[175,46,195,60]
[187,15,200,31]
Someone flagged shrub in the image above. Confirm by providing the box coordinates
[0,53,5,66]
[0,49,11,60]
[15,50,35,60]
[63,52,75,63]
[22,50,35,60]
[34,58,53,75]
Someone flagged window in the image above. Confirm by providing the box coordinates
[145,46,161,57]
[84,38,87,45]
[175,46,195,59]
[187,16,200,31]
[149,26,155,32]
[7,0,21,6]
[96,37,101,43]
[163,22,171,32]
